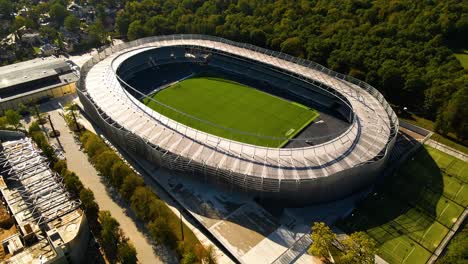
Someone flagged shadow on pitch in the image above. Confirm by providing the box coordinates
[337,146,445,250]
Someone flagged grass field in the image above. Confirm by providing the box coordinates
[400,115,468,154]
[142,77,319,147]
[337,145,468,264]
[454,49,468,69]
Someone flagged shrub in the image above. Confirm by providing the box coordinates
[79,131,94,145]
[110,161,132,188]
[63,171,84,197]
[5,109,21,128]
[94,150,120,177]
[99,210,121,261]
[80,188,99,224]
[53,159,68,174]
[181,250,197,264]
[28,121,41,134]
[130,186,158,221]
[119,173,144,201]
[0,116,7,129]
[147,197,168,221]
[118,241,137,264]
[84,135,107,158]
[17,103,29,116]
[148,217,174,246]
[78,129,205,260]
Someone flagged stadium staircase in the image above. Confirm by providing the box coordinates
[271,233,313,264]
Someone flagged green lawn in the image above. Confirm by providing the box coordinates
[142,77,319,147]
[400,116,468,154]
[454,50,468,69]
[337,146,468,264]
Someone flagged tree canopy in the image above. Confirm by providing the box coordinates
[341,231,377,264]
[64,15,80,33]
[49,2,68,25]
[308,222,336,260]
[5,109,21,129]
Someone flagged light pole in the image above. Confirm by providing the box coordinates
[48,114,57,137]
[71,107,80,133]
[35,105,48,139]
[179,209,184,241]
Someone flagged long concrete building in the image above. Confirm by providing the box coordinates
[0,57,78,112]
[77,35,398,205]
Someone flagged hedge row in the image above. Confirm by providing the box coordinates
[79,130,209,263]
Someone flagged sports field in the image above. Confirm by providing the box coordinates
[142,77,319,147]
[454,49,468,70]
[337,145,468,264]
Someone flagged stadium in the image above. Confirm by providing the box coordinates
[77,35,398,206]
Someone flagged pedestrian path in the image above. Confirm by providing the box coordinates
[46,109,164,264]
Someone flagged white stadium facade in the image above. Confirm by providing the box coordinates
[77,35,398,206]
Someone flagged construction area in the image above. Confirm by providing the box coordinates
[0,137,88,263]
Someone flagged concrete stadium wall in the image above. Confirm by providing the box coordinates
[399,119,431,137]
[67,213,90,264]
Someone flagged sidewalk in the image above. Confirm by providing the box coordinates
[45,109,167,264]
[426,139,468,162]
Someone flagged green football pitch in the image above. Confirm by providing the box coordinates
[338,145,468,264]
[142,77,319,147]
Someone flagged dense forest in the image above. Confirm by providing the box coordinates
[114,0,467,141]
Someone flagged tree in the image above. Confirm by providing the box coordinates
[280,37,305,58]
[40,25,58,40]
[147,217,173,245]
[341,232,377,264]
[119,173,144,201]
[116,11,130,36]
[118,241,137,264]
[377,60,404,101]
[308,222,336,260]
[49,3,68,25]
[130,187,157,221]
[17,103,29,116]
[0,0,13,19]
[53,159,67,174]
[63,171,84,196]
[437,224,468,263]
[181,250,197,264]
[99,211,121,261]
[127,20,146,41]
[5,109,21,129]
[28,121,41,134]
[80,188,99,223]
[94,150,119,178]
[84,135,107,159]
[203,245,217,264]
[13,16,26,30]
[110,161,132,188]
[435,85,468,140]
[64,15,80,33]
[249,29,267,47]
[88,20,107,46]
[0,116,8,129]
